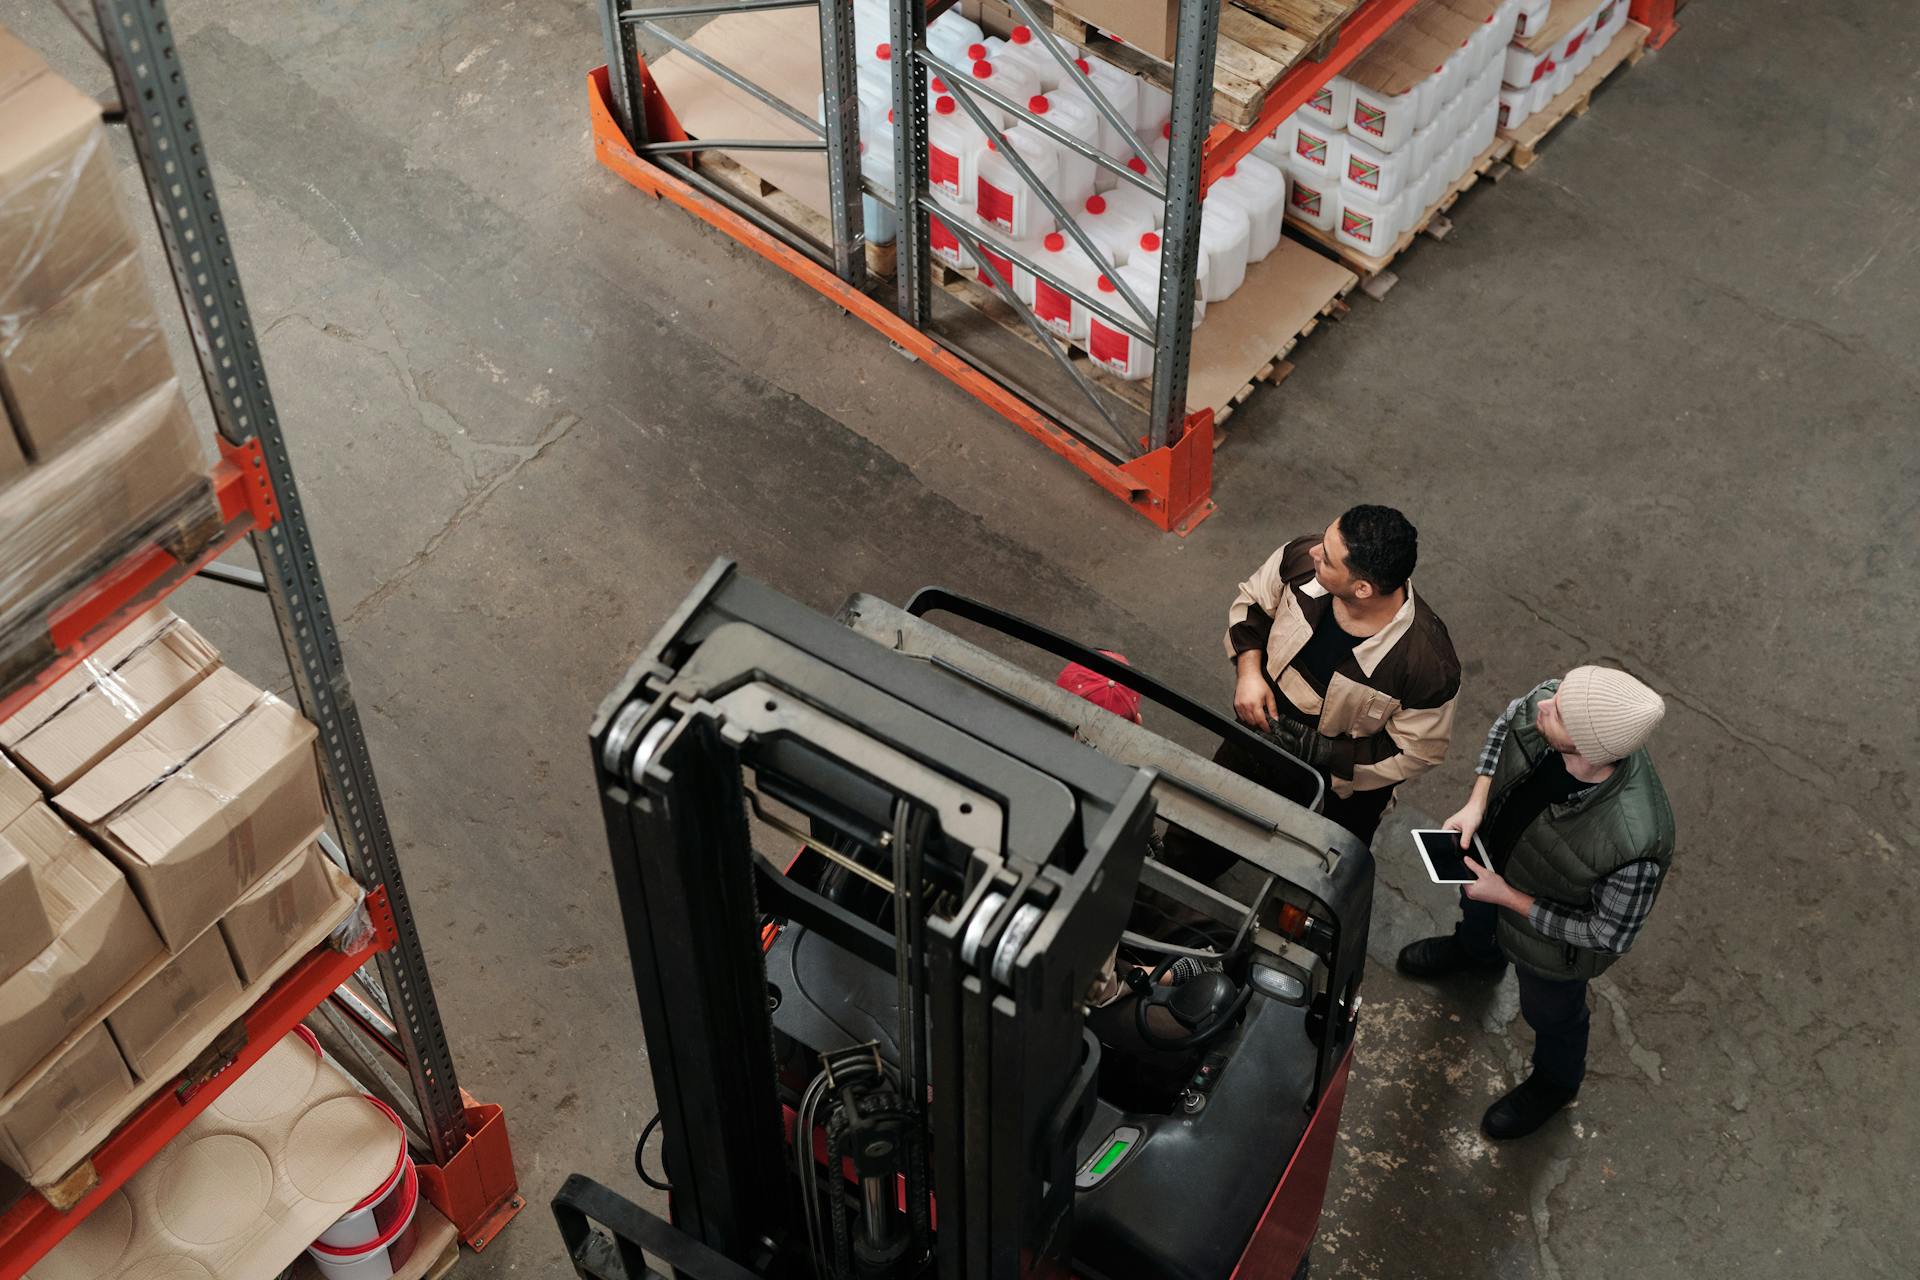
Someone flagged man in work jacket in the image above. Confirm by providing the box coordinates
[1219,505,1461,845]
[1398,666,1675,1140]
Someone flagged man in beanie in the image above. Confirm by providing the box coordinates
[1398,666,1675,1140]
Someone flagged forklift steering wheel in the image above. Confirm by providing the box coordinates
[1134,957,1252,1052]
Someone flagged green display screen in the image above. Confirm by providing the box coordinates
[1090,1138,1131,1177]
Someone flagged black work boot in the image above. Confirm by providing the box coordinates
[1395,935,1507,981]
[1481,1072,1579,1140]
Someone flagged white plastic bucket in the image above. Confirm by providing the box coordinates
[313,1096,409,1251]
[308,1157,422,1280]
[1283,161,1340,233]
[1213,156,1286,261]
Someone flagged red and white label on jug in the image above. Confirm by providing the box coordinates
[1034,280,1074,335]
[1290,182,1323,217]
[977,248,1013,287]
[929,146,960,199]
[1348,155,1380,190]
[1296,129,1333,165]
[929,214,961,266]
[1351,100,1387,138]
[977,181,1015,232]
[1305,85,1335,119]
[1340,208,1374,243]
[1088,320,1131,373]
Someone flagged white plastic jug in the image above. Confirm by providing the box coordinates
[1253,126,1290,169]
[927,10,986,68]
[1299,74,1354,130]
[927,96,986,205]
[969,233,1018,291]
[1283,162,1341,233]
[1086,257,1204,381]
[1469,95,1499,156]
[1335,185,1404,256]
[1077,192,1151,267]
[1026,92,1100,209]
[998,24,1062,90]
[1135,77,1173,138]
[856,41,897,106]
[1198,197,1250,301]
[927,206,971,270]
[1213,157,1286,262]
[1288,111,1348,176]
[1512,0,1552,41]
[1017,231,1103,340]
[1503,42,1555,89]
[1597,0,1630,43]
[1496,83,1531,131]
[964,57,1037,127]
[1108,160,1166,227]
[1077,57,1142,157]
[853,0,890,63]
[1348,80,1418,151]
[1340,131,1411,204]
[860,125,899,244]
[976,132,1059,239]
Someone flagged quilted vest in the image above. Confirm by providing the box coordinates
[1489,683,1675,980]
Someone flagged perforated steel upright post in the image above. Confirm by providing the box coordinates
[597,0,649,147]
[93,0,471,1164]
[889,0,931,327]
[819,0,867,282]
[1147,0,1222,451]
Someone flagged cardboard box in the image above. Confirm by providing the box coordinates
[0,27,137,321]
[0,802,163,1089]
[0,251,173,460]
[106,927,243,1080]
[1065,0,1178,61]
[0,1023,132,1179]
[0,827,52,985]
[0,379,206,642]
[0,395,23,485]
[0,609,221,792]
[56,666,327,949]
[221,841,348,983]
[0,751,36,830]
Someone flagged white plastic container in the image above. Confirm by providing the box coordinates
[1468,95,1500,157]
[1198,197,1250,301]
[927,10,986,68]
[927,207,970,269]
[1597,0,1630,43]
[965,57,1038,127]
[969,234,1018,291]
[1287,111,1348,175]
[998,24,1061,90]
[1549,55,1575,95]
[313,1098,409,1251]
[1335,185,1405,256]
[1135,77,1173,138]
[1077,57,1142,157]
[1299,74,1354,131]
[1512,0,1551,41]
[1503,42,1555,89]
[1283,162,1340,232]
[307,1158,422,1280]
[1129,229,1211,298]
[1017,231,1103,340]
[1346,81,1418,152]
[1554,12,1596,66]
[856,41,895,105]
[927,96,986,206]
[1077,192,1151,267]
[1253,126,1290,168]
[1339,130,1410,204]
[1213,156,1286,262]
[1086,274,1153,380]
[1108,160,1166,228]
[1025,92,1100,209]
[861,124,899,244]
[976,132,1059,239]
[853,0,890,62]
[1496,83,1532,131]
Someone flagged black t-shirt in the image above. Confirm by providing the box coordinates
[1289,608,1363,709]
[1480,750,1587,870]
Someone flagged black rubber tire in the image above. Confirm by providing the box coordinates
[1292,1248,1311,1280]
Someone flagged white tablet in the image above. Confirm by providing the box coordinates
[1411,829,1486,884]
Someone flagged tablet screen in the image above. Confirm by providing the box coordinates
[1413,828,1477,884]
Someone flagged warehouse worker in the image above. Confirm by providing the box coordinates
[1211,505,1461,848]
[1397,667,1674,1141]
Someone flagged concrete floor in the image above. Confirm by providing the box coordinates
[9,1,1918,1275]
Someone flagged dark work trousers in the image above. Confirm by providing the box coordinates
[1160,733,1394,883]
[1455,891,1591,1091]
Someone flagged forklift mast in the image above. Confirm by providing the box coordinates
[560,561,1372,1280]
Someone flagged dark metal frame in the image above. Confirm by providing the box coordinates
[94,0,470,1165]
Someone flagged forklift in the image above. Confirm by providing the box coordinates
[553,562,1373,1279]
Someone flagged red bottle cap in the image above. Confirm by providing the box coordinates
[967,42,987,60]
[1140,232,1161,251]
[986,138,997,151]
[930,76,946,92]
[876,42,891,60]
[1127,156,1148,174]
[1030,94,1050,113]
[1097,275,1116,292]
[1044,232,1066,251]
[1161,120,1171,139]
[1075,58,1091,74]
[973,60,993,77]
[935,96,956,114]
[1011,25,1032,43]
[1085,194,1107,214]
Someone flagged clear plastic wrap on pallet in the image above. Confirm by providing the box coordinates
[1,24,209,648]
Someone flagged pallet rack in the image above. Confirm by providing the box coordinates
[0,3,519,1275]
[593,0,1423,530]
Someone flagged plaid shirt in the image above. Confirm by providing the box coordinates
[1476,694,1664,956]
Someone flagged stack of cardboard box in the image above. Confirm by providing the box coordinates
[0,610,359,1184]
[0,25,206,633]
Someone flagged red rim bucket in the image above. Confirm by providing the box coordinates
[312,1095,410,1249]
[308,1158,421,1279]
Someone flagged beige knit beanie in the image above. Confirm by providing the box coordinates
[1559,666,1664,763]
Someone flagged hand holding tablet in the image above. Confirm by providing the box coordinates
[1412,828,1489,885]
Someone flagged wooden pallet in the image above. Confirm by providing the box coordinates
[1283,133,1512,298]
[988,0,1365,130]
[1497,21,1649,171]
[933,238,1354,436]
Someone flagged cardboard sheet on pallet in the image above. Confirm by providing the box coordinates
[646,9,834,221]
[1346,0,1497,94]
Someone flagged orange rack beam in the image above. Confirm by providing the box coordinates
[0,890,396,1280]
